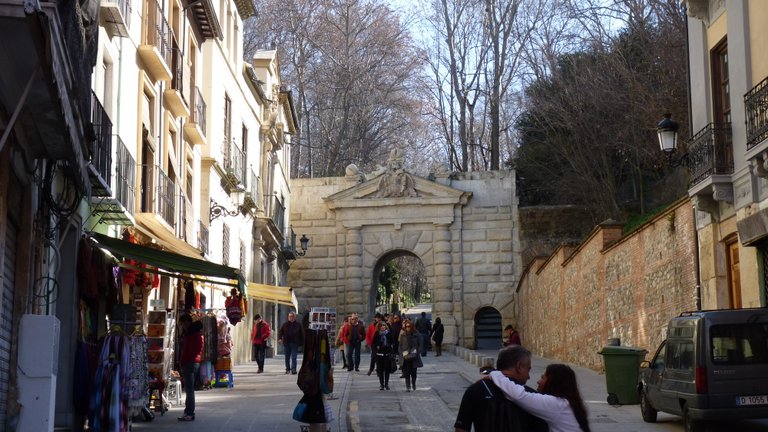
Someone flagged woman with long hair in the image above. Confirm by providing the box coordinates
[372,321,394,390]
[398,320,422,392]
[488,363,591,432]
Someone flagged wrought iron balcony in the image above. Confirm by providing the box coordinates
[746,76,768,150]
[272,195,286,235]
[222,138,246,190]
[140,164,176,227]
[89,135,135,225]
[241,168,260,213]
[174,187,192,242]
[198,220,209,256]
[184,86,207,145]
[687,123,733,187]
[89,91,113,197]
[281,226,308,261]
[164,42,190,118]
[138,0,173,81]
[100,0,131,37]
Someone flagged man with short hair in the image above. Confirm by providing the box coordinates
[342,313,365,372]
[250,314,271,373]
[414,312,431,356]
[278,311,303,374]
[454,346,548,432]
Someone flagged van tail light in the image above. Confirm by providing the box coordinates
[695,366,708,394]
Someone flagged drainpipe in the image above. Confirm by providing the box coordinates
[683,4,702,310]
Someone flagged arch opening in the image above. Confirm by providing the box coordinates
[370,250,430,319]
[475,307,502,350]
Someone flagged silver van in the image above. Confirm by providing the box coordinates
[637,308,768,432]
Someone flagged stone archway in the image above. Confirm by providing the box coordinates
[475,307,502,349]
[288,151,520,348]
[370,250,429,316]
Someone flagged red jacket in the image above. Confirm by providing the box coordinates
[180,328,204,365]
[365,322,379,346]
[341,322,365,345]
[250,320,271,345]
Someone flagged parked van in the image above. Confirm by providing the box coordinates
[637,308,768,432]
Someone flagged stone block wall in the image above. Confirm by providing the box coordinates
[515,198,698,371]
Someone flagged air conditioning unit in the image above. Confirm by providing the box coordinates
[17,314,60,432]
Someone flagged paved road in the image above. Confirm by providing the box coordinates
[133,349,768,431]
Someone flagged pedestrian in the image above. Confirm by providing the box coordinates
[278,311,304,374]
[372,321,394,390]
[488,359,591,432]
[399,319,423,391]
[454,346,548,432]
[178,314,203,422]
[250,314,271,373]
[503,324,521,347]
[430,317,444,356]
[389,314,402,354]
[335,315,349,369]
[365,313,384,376]
[292,329,334,432]
[341,313,365,371]
[414,311,431,356]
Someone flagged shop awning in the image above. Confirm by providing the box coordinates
[89,232,244,289]
[135,213,203,259]
[246,282,296,307]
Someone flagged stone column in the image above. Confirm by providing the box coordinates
[433,223,456,344]
[345,227,364,313]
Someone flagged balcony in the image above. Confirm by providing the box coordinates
[90,135,135,225]
[198,220,209,256]
[89,91,113,197]
[100,0,131,37]
[184,86,207,145]
[140,164,176,228]
[222,138,246,191]
[163,42,190,118]
[176,188,193,243]
[688,123,733,187]
[746,77,768,151]
[241,168,260,214]
[138,0,173,82]
[281,226,299,261]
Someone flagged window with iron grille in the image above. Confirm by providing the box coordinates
[222,224,230,266]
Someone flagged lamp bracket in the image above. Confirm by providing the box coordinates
[210,198,240,222]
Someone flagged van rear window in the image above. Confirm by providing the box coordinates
[710,323,768,365]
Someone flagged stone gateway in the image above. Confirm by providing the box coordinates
[288,155,520,349]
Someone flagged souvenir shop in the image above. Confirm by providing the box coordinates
[75,231,245,431]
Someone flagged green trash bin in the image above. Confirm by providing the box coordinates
[598,345,647,405]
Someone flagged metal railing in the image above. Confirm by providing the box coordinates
[746,76,768,150]
[141,164,175,226]
[170,41,184,94]
[91,91,113,193]
[272,195,285,234]
[144,0,173,68]
[119,0,132,30]
[190,86,206,132]
[198,220,209,256]
[176,188,192,242]
[223,138,245,186]
[688,123,733,186]
[114,136,136,215]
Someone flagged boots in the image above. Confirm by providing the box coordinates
[436,345,442,356]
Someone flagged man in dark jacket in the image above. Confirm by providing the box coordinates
[454,346,548,432]
[278,311,303,374]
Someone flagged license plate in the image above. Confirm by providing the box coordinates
[736,395,768,406]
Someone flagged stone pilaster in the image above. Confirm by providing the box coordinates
[433,223,456,343]
[345,227,364,311]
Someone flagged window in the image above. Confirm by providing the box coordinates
[711,323,768,365]
[222,224,230,266]
[224,94,232,144]
[666,341,694,371]
[711,39,730,125]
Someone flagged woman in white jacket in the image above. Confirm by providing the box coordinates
[489,363,591,432]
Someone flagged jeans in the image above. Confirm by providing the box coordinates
[254,343,266,370]
[284,342,299,372]
[346,341,361,370]
[181,363,200,416]
[420,332,429,355]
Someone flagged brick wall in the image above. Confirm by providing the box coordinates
[515,198,698,370]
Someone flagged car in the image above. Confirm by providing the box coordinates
[637,308,768,432]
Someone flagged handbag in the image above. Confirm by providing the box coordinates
[292,400,308,422]
[388,354,398,373]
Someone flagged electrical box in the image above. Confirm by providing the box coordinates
[17,314,60,432]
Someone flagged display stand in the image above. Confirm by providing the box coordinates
[146,310,174,413]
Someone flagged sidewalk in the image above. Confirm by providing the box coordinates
[132,348,768,432]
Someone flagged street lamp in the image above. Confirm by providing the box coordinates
[209,190,245,222]
[657,113,687,167]
[296,234,309,256]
